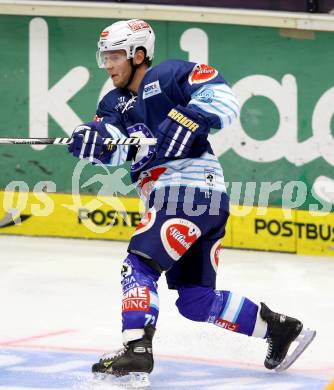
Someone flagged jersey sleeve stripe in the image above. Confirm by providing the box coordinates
[189,83,240,129]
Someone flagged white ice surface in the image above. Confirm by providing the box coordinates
[0,235,333,388]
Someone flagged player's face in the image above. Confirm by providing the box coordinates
[102,50,132,88]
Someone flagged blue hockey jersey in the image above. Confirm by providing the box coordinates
[94,59,239,198]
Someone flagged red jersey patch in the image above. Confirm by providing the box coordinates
[138,167,167,197]
[161,218,201,260]
[188,64,218,85]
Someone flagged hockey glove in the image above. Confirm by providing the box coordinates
[156,105,210,159]
[68,122,115,164]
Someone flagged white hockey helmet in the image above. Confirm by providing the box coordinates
[96,19,155,68]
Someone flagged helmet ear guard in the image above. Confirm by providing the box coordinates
[96,19,155,68]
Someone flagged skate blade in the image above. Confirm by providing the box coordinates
[92,372,150,389]
[275,328,316,372]
[129,372,150,389]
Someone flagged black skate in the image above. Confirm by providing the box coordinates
[260,302,316,372]
[92,325,155,388]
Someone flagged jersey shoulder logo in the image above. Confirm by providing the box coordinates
[143,80,161,99]
[188,64,218,85]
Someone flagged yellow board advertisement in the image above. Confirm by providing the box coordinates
[296,210,334,256]
[0,191,142,241]
[230,205,297,253]
[0,191,333,257]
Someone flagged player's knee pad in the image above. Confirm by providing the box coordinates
[121,253,160,343]
[176,285,217,322]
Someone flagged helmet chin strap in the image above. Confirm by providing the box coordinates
[124,58,138,90]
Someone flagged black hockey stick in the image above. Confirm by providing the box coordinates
[0,137,157,146]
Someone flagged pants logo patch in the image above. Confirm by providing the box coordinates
[160,218,201,260]
[133,208,157,236]
[210,239,223,272]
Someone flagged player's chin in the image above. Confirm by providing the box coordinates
[110,76,121,87]
[114,77,130,89]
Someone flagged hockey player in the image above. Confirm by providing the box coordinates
[68,19,315,384]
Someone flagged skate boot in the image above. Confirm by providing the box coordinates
[92,325,155,387]
[260,302,316,372]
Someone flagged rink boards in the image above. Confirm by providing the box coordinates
[0,190,333,257]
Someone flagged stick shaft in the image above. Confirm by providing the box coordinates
[0,137,157,146]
